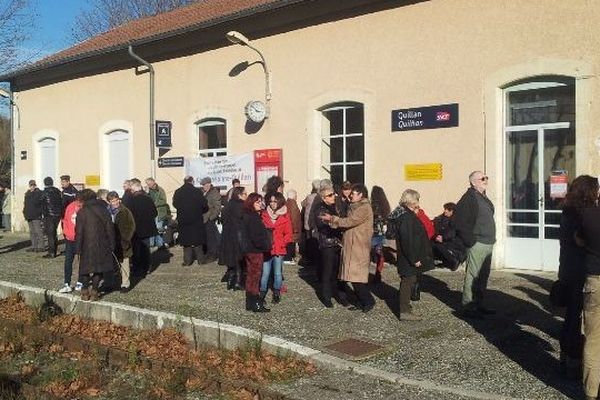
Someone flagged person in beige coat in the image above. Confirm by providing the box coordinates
[321,183,375,312]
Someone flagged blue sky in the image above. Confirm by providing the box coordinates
[24,0,90,59]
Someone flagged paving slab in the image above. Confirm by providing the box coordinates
[0,233,583,399]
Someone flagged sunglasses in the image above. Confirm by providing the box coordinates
[323,193,335,198]
[479,176,489,181]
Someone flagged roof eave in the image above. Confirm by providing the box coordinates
[0,0,305,83]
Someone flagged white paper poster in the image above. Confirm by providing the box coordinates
[185,153,254,190]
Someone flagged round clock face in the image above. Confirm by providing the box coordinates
[245,100,267,123]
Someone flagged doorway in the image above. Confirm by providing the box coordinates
[503,77,575,271]
[37,137,57,183]
[105,130,130,194]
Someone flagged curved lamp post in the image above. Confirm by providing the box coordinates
[226,31,271,118]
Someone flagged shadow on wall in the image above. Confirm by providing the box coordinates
[245,119,264,134]
[421,273,582,400]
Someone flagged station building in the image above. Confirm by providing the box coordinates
[2,0,599,271]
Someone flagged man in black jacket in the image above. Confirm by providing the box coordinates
[454,171,496,319]
[60,175,78,213]
[41,177,63,258]
[173,176,208,266]
[23,180,45,252]
[128,180,158,277]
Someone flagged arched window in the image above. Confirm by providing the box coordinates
[320,102,364,185]
[197,118,227,158]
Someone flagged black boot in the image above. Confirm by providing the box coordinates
[251,294,270,313]
[227,274,236,290]
[233,263,244,290]
[245,292,253,311]
[272,290,281,304]
[221,269,230,283]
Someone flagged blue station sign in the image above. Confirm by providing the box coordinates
[391,103,459,132]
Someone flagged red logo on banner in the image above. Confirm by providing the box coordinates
[255,149,281,163]
[436,111,451,121]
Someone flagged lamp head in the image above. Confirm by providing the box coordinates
[226,31,250,46]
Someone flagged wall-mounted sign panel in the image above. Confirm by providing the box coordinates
[404,163,443,181]
[392,103,459,132]
[85,175,101,186]
[158,157,184,168]
[155,120,172,148]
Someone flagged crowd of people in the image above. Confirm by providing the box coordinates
[13,167,600,397]
[17,171,491,318]
[11,163,600,398]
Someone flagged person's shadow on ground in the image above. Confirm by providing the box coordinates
[148,248,173,274]
[297,262,362,308]
[369,275,400,317]
[103,248,174,294]
[0,239,31,254]
[420,273,582,399]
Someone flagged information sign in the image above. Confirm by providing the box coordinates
[155,120,172,148]
[404,163,443,181]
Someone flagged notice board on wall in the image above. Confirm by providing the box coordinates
[404,163,443,181]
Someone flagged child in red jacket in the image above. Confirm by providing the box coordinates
[59,194,83,293]
[260,192,292,304]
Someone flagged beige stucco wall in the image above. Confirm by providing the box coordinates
[11,0,600,268]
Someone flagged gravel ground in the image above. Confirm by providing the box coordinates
[0,233,583,400]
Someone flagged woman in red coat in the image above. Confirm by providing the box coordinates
[261,192,292,304]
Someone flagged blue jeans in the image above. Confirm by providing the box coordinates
[260,255,283,293]
[150,218,165,247]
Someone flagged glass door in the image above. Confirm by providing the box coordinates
[504,123,572,270]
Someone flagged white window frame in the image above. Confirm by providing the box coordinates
[196,118,227,158]
[320,103,364,182]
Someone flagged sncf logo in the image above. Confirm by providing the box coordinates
[436,111,451,121]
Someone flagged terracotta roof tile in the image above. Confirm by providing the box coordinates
[36,0,283,67]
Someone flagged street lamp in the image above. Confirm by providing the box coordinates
[226,31,271,120]
[0,88,14,232]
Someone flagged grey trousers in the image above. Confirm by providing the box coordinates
[462,241,494,308]
[28,220,44,250]
[1,214,10,231]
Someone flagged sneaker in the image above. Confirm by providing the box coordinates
[58,284,72,294]
[74,282,83,291]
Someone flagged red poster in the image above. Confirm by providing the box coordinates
[550,172,568,199]
[254,149,283,192]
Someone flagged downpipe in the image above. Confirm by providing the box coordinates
[127,45,156,179]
